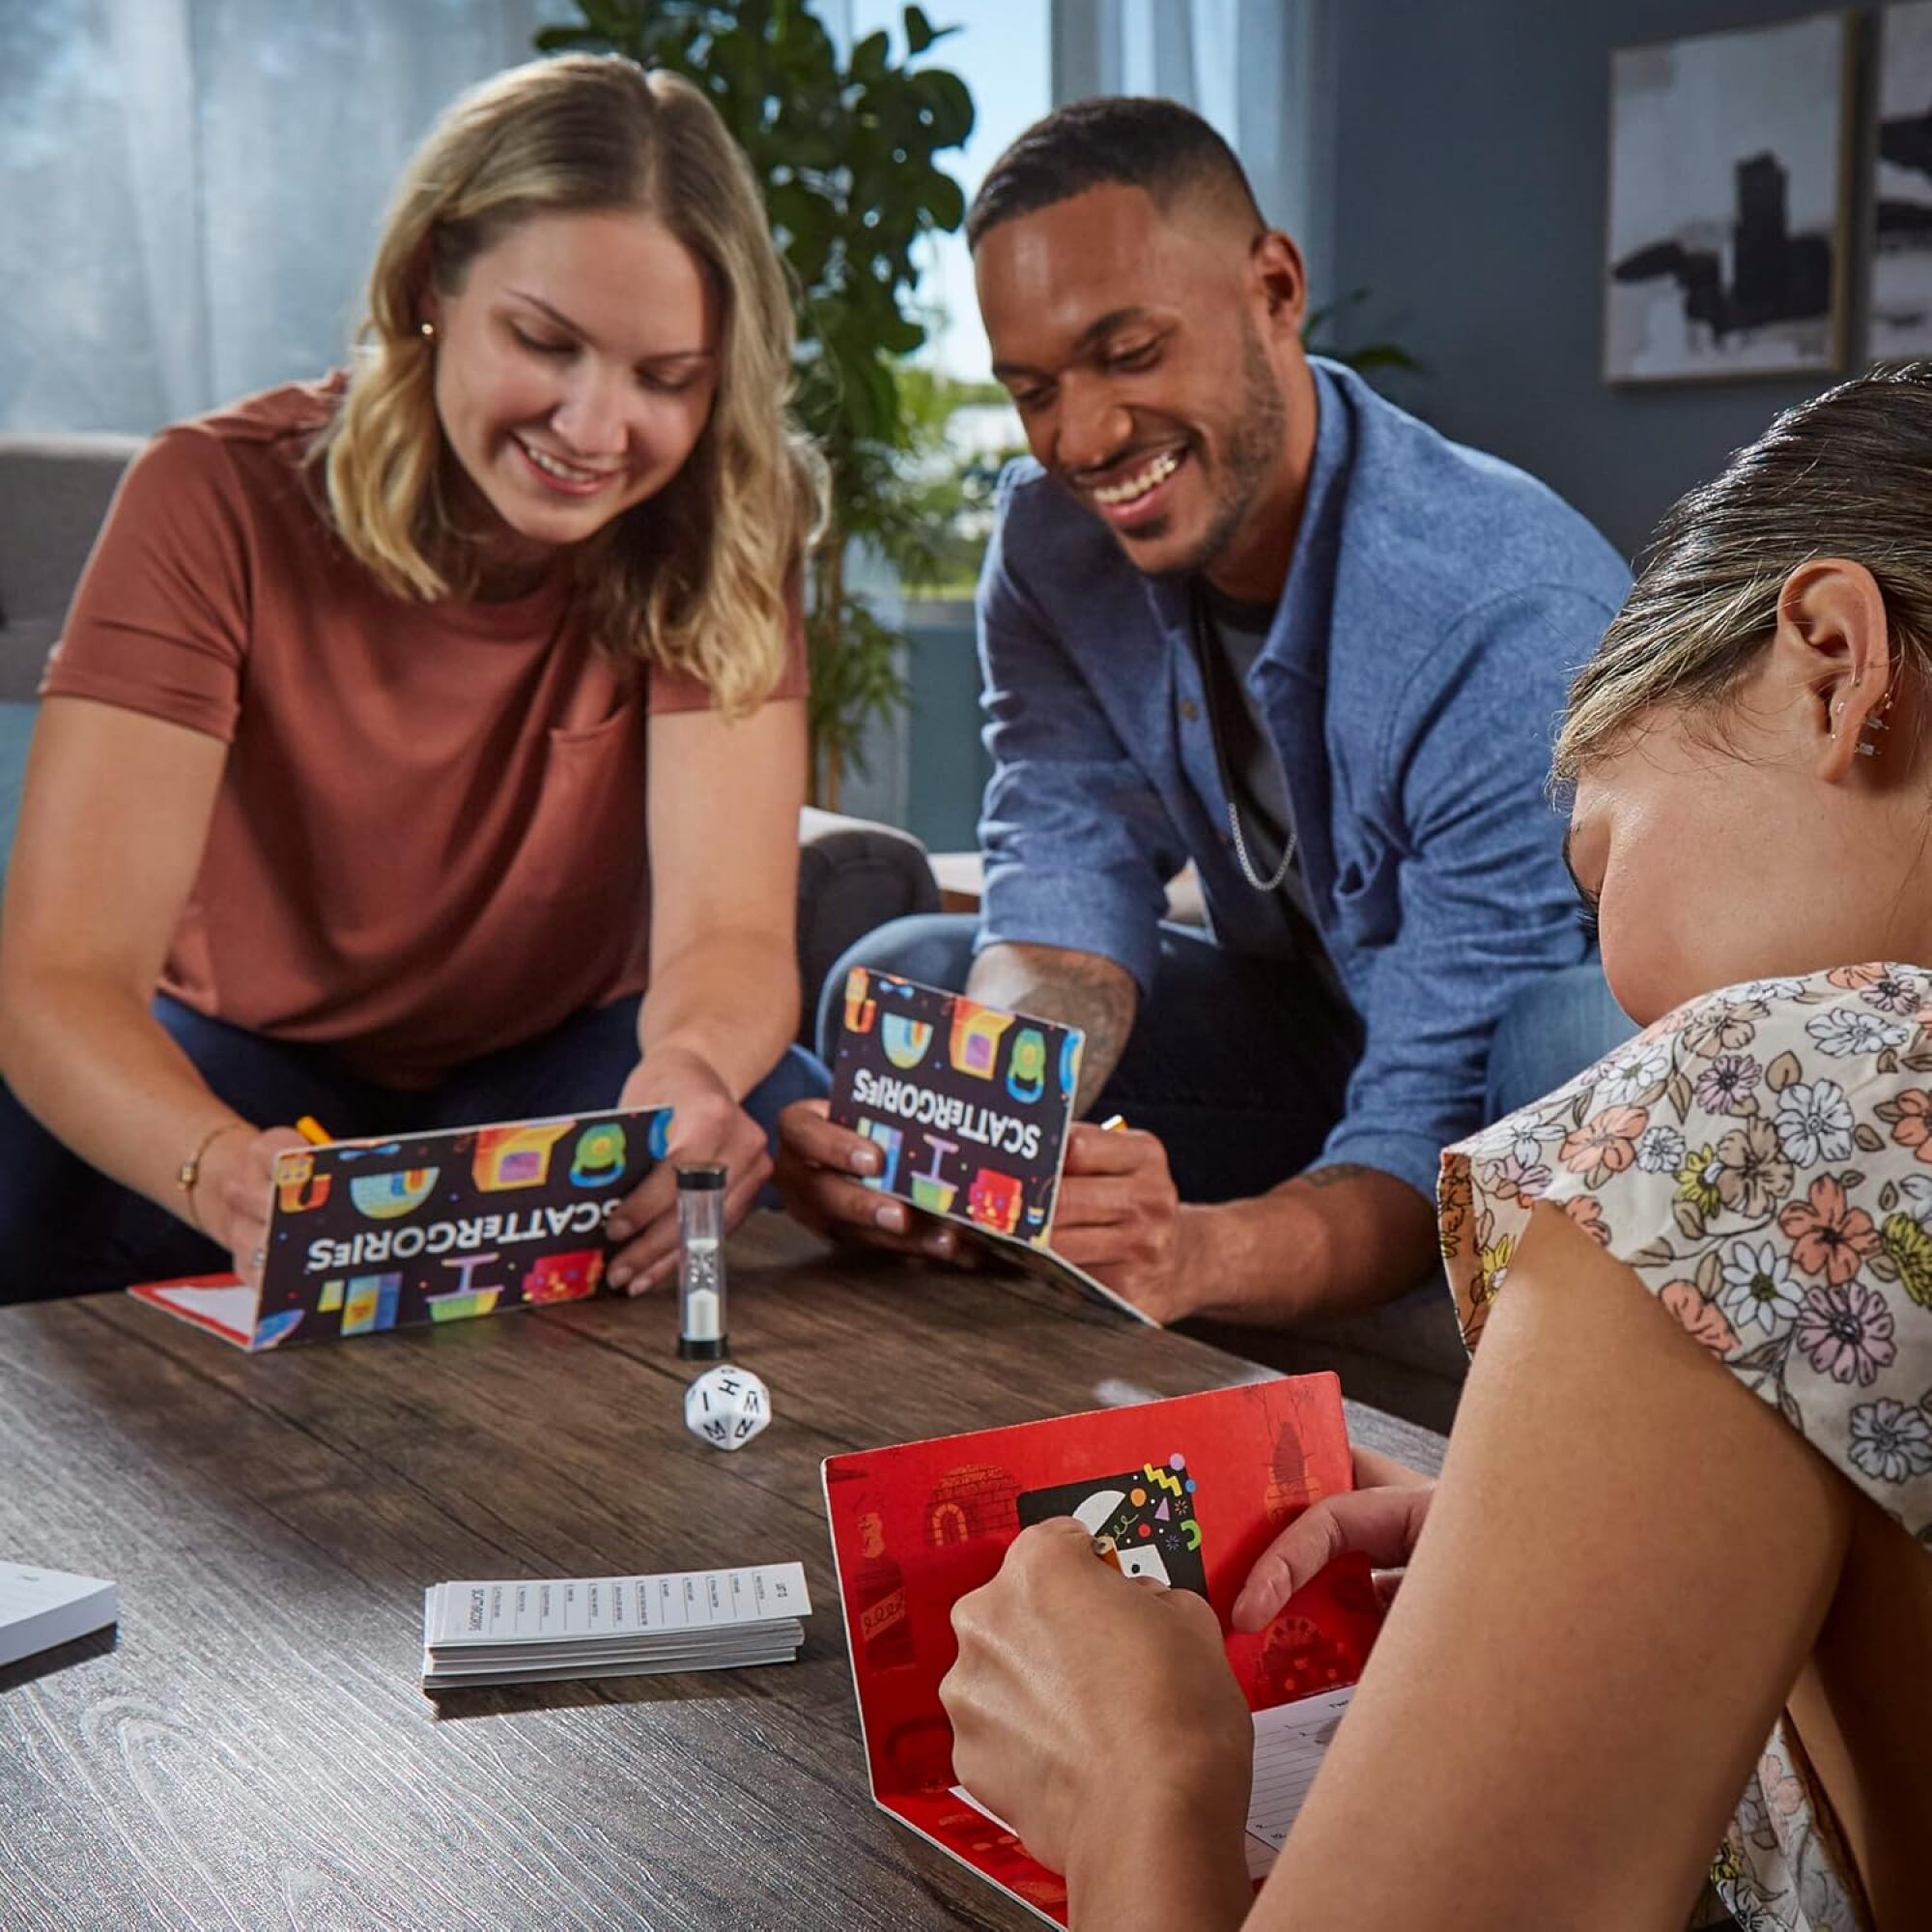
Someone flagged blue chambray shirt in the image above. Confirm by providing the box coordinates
[974,358,1632,1202]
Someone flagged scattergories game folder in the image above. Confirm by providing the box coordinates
[128,1106,668,1350]
[822,1375,1382,1925]
[826,967,1156,1323]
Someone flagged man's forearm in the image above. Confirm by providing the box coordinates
[1185,1163,1439,1325]
[965,941,1137,1116]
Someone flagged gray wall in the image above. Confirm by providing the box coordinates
[1324,0,1881,559]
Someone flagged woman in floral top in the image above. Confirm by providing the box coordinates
[1440,964,1928,1927]
[934,366,1929,1930]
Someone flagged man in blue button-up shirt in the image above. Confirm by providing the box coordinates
[779,99,1632,1329]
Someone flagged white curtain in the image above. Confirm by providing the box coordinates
[1048,0,1335,305]
[0,0,567,435]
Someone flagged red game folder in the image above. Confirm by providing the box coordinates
[822,1376,1382,1924]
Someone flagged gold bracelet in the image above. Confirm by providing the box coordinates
[178,1121,244,1232]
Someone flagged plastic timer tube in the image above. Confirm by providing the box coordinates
[676,1163,728,1360]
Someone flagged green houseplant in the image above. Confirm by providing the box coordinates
[536,0,974,807]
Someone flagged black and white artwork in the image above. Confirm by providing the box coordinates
[1605,14,1849,384]
[1872,1,1932,359]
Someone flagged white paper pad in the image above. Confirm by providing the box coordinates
[1243,1683,1356,1873]
[141,1280,256,1341]
[949,1680,1356,1885]
[0,1560,118,1670]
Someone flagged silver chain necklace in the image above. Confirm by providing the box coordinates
[1191,583,1296,894]
[1227,797,1296,893]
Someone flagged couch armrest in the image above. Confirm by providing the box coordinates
[796,807,940,1043]
[0,434,142,701]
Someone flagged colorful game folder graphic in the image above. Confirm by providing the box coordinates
[822,1376,1383,1925]
[827,969,1153,1321]
[129,1105,668,1350]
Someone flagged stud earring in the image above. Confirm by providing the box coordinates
[419,320,436,341]
[1856,677,1898,759]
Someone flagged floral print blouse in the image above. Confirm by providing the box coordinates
[1440,965,1932,1932]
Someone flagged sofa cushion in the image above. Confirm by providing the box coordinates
[0,434,140,701]
[795,805,941,1038]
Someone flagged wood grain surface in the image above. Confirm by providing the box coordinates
[0,1214,1444,1931]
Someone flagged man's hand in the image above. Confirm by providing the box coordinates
[200,1123,307,1289]
[1048,1122,1219,1322]
[605,1047,771,1293]
[1061,1157,1436,1330]
[941,1519,1254,1907]
[771,1099,962,1263]
[1232,1447,1435,1632]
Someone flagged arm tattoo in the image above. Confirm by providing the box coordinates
[965,942,1138,1116]
[1294,1162,1381,1190]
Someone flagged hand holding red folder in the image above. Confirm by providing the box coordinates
[1233,1446,1435,1630]
[941,1516,1255,1884]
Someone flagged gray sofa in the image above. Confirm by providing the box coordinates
[0,433,938,1042]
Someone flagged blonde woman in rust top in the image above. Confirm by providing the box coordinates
[0,55,827,1303]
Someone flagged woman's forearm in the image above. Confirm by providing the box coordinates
[638,927,800,1096]
[1064,1784,1254,1930]
[0,971,245,1222]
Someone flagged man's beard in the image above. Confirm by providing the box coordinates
[1152,322,1288,582]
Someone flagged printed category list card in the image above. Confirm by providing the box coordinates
[426,1563,810,1648]
[952,1682,1360,1887]
[1242,1683,1357,1877]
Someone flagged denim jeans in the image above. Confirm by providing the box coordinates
[819,918,1636,1207]
[1484,960,1638,1121]
[0,994,828,1304]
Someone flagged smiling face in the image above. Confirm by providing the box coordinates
[425,207,720,564]
[1564,563,1932,1025]
[974,183,1315,601]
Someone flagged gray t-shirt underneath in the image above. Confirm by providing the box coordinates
[1196,583,1346,1001]
[1199,584,1294,872]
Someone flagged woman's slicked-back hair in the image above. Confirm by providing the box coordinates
[1556,361,1932,781]
[966,95,1264,249]
[320,54,825,715]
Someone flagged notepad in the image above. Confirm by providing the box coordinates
[0,1560,118,1671]
[949,1681,1356,1885]
[1242,1682,1356,1874]
[419,1562,811,1690]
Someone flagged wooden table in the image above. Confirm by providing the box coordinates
[0,1215,1445,1931]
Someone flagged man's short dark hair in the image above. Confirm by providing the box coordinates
[966,96,1264,250]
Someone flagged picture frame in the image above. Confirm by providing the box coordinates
[1604,12,1852,384]
[1870,0,1932,359]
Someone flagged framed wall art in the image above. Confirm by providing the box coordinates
[1605,12,1851,384]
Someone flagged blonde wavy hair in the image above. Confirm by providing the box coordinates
[1556,362,1932,784]
[319,54,825,715]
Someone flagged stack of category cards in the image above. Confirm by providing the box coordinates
[420,1562,811,1692]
